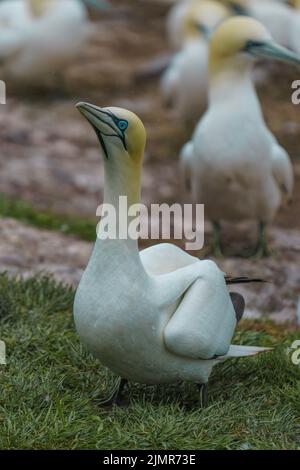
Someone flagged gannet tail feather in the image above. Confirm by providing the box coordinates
[217,345,273,360]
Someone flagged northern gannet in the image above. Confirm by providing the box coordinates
[290,0,300,54]
[74,101,271,406]
[221,0,294,47]
[180,17,296,257]
[0,0,93,87]
[166,0,194,50]
[161,0,229,127]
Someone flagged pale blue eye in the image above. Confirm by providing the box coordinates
[118,120,128,131]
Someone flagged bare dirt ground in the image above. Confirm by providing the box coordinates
[0,0,299,322]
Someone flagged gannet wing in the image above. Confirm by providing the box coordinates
[163,260,237,360]
[271,143,294,202]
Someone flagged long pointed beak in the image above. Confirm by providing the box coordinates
[83,0,111,10]
[76,102,124,159]
[76,102,112,130]
[229,1,249,16]
[248,40,300,66]
[195,23,213,40]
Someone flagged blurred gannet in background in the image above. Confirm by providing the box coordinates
[166,0,206,49]
[74,101,271,406]
[221,0,294,47]
[290,0,300,54]
[161,0,230,127]
[0,0,94,88]
[181,17,296,257]
[0,0,31,29]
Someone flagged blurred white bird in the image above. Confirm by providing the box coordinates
[166,0,212,50]
[222,0,294,47]
[181,17,296,257]
[161,0,230,127]
[74,101,270,406]
[0,0,94,88]
[289,0,300,54]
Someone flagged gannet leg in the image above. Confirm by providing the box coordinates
[212,221,223,257]
[98,378,128,407]
[252,222,271,258]
[197,383,208,408]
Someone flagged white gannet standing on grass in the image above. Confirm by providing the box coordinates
[162,0,230,128]
[0,0,94,88]
[181,17,296,257]
[74,101,271,406]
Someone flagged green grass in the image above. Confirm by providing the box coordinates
[0,194,96,241]
[0,273,299,450]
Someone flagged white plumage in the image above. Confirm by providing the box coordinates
[162,0,229,126]
[0,0,93,87]
[290,1,300,55]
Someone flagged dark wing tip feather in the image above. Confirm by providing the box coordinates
[230,292,245,323]
[225,276,269,285]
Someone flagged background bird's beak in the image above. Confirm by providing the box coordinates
[228,1,249,16]
[195,23,213,40]
[82,0,111,10]
[248,41,300,66]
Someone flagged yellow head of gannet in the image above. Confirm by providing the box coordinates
[209,15,300,77]
[167,0,230,49]
[28,0,57,17]
[183,0,230,40]
[76,103,146,164]
[289,0,300,9]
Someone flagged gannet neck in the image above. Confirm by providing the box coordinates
[94,146,144,268]
[208,60,261,113]
[103,151,142,208]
